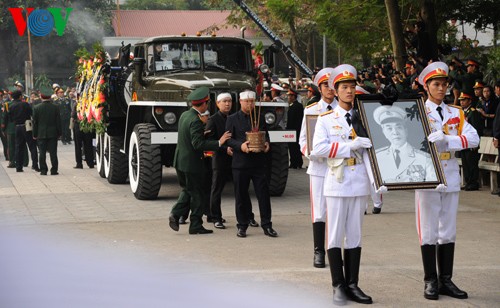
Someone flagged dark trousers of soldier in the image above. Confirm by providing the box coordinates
[171,169,205,232]
[25,130,38,169]
[232,167,272,230]
[73,123,95,167]
[203,158,213,219]
[61,117,71,144]
[288,141,303,168]
[14,125,28,171]
[1,132,7,159]
[38,138,58,174]
[210,167,231,221]
[461,149,480,189]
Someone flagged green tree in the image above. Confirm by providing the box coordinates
[123,0,189,10]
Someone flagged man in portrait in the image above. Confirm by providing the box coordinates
[374,105,436,183]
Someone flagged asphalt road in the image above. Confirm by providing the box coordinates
[0,143,499,307]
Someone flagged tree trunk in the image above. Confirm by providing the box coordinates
[384,0,406,71]
[419,0,439,61]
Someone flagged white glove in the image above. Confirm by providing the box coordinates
[428,131,445,143]
[435,184,447,192]
[349,137,372,151]
[376,185,388,194]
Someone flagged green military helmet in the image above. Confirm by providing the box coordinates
[187,86,210,106]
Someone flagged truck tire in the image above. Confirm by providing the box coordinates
[95,133,106,178]
[105,134,128,184]
[267,143,289,196]
[128,124,162,200]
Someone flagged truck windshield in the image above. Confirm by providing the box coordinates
[151,41,250,73]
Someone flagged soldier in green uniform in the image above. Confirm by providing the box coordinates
[54,87,72,145]
[374,105,437,183]
[168,87,231,235]
[449,59,483,106]
[458,92,483,190]
[33,94,62,175]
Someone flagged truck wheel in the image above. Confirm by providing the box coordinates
[95,133,106,178]
[128,124,162,200]
[105,135,128,184]
[267,143,289,196]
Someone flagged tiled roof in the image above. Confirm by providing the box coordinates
[111,10,257,38]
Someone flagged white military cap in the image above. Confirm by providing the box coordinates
[217,93,231,101]
[271,83,284,91]
[329,64,357,88]
[373,105,407,125]
[313,67,334,87]
[52,83,61,89]
[418,61,448,86]
[239,91,256,100]
[14,80,24,88]
[355,86,370,95]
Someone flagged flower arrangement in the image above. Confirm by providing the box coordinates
[74,43,110,134]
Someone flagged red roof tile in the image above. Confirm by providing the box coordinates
[111,10,257,38]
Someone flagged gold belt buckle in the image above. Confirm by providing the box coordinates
[440,152,451,160]
[346,158,356,166]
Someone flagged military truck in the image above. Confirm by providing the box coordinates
[95,35,296,200]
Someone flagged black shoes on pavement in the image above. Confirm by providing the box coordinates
[249,219,259,227]
[189,227,213,235]
[169,214,179,231]
[263,227,278,237]
[237,228,247,238]
[372,207,381,214]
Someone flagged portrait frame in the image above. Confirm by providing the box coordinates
[357,97,446,190]
[306,114,319,155]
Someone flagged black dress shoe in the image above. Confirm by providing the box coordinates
[178,216,187,224]
[439,279,468,299]
[88,165,94,169]
[465,186,479,191]
[189,227,213,234]
[424,280,439,300]
[32,166,40,172]
[40,172,47,176]
[214,221,226,229]
[249,219,259,227]
[168,214,179,231]
[263,227,278,237]
[7,163,16,168]
[346,284,372,304]
[372,207,381,214]
[16,169,23,172]
[74,165,83,169]
[237,228,247,238]
[51,172,59,175]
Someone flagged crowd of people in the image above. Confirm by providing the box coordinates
[0,82,95,175]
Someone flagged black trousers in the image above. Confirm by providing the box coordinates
[61,117,71,143]
[0,131,7,159]
[288,141,303,168]
[462,149,480,188]
[73,123,94,167]
[38,138,58,174]
[25,130,38,168]
[232,167,272,229]
[210,167,231,220]
[14,125,27,170]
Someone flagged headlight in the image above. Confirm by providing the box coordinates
[265,112,276,125]
[164,112,177,125]
[259,64,269,74]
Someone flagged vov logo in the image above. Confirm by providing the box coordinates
[8,8,73,37]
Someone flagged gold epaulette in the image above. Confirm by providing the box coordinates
[448,104,462,110]
[306,102,318,109]
[470,107,476,111]
[320,110,333,116]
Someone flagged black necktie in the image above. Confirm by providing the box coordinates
[394,149,401,168]
[327,105,332,111]
[436,106,444,121]
[345,112,352,126]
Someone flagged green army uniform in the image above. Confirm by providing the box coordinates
[54,97,72,144]
[460,93,484,190]
[2,101,28,167]
[33,98,62,175]
[449,61,483,105]
[170,87,220,234]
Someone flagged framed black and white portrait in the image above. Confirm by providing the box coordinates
[306,114,319,156]
[357,97,446,190]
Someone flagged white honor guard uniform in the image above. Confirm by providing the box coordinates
[298,67,336,268]
[312,105,372,249]
[416,63,479,246]
[415,62,478,301]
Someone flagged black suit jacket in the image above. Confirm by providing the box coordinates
[206,111,232,169]
[225,110,269,169]
[286,100,304,142]
[492,102,500,140]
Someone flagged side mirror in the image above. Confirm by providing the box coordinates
[133,58,147,87]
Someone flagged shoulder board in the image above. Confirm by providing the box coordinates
[470,107,475,111]
[448,104,462,110]
[320,110,333,116]
[306,102,318,109]
[375,146,389,153]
